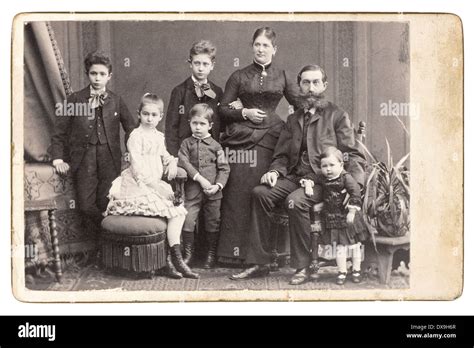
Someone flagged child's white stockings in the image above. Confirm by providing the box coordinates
[166,215,185,246]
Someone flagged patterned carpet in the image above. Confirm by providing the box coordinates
[26,262,409,292]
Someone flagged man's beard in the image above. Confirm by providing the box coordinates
[297,91,327,110]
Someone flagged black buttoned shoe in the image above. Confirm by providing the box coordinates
[289,268,310,285]
[229,265,270,280]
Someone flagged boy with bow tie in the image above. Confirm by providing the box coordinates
[165,40,224,157]
[50,51,138,248]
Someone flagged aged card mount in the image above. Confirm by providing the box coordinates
[12,13,463,302]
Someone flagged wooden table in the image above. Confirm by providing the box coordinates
[24,199,62,282]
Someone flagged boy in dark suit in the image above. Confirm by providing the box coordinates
[50,51,138,243]
[178,104,230,268]
[165,40,223,157]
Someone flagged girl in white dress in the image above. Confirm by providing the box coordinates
[105,93,198,279]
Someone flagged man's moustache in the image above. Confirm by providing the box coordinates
[297,92,326,108]
[301,91,323,98]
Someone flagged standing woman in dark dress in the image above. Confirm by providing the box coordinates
[217,27,298,265]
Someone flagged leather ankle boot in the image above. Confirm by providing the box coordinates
[170,244,199,279]
[203,232,219,269]
[166,249,183,279]
[182,231,195,265]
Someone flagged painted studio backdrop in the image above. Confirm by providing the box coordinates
[23,20,409,276]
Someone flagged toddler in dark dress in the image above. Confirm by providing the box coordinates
[301,146,367,285]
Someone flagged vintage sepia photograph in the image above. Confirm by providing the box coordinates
[11,13,463,302]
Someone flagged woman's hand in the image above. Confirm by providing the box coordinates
[229,98,243,110]
[244,108,267,124]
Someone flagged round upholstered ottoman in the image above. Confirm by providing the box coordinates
[101,215,168,274]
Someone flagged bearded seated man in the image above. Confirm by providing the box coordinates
[229,64,366,285]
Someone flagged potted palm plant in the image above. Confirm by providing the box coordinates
[358,139,410,240]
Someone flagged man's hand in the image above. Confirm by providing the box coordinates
[54,162,70,175]
[244,108,267,124]
[204,184,220,196]
[260,171,278,187]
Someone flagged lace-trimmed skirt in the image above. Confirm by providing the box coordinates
[104,169,186,218]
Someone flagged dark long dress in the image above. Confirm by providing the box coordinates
[217,61,298,264]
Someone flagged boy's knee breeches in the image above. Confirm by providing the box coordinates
[183,193,221,233]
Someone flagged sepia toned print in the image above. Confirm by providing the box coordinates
[12,13,463,302]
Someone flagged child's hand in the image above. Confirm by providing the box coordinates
[346,210,356,224]
[196,175,212,190]
[300,179,314,197]
[204,184,220,196]
[54,162,70,175]
[165,161,178,180]
[229,98,243,110]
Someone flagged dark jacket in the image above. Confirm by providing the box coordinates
[49,85,138,174]
[178,135,230,201]
[165,77,223,156]
[321,170,362,229]
[269,103,366,186]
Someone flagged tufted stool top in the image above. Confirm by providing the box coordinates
[102,215,166,235]
[101,215,167,245]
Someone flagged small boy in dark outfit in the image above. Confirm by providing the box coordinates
[50,51,138,241]
[178,103,230,268]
